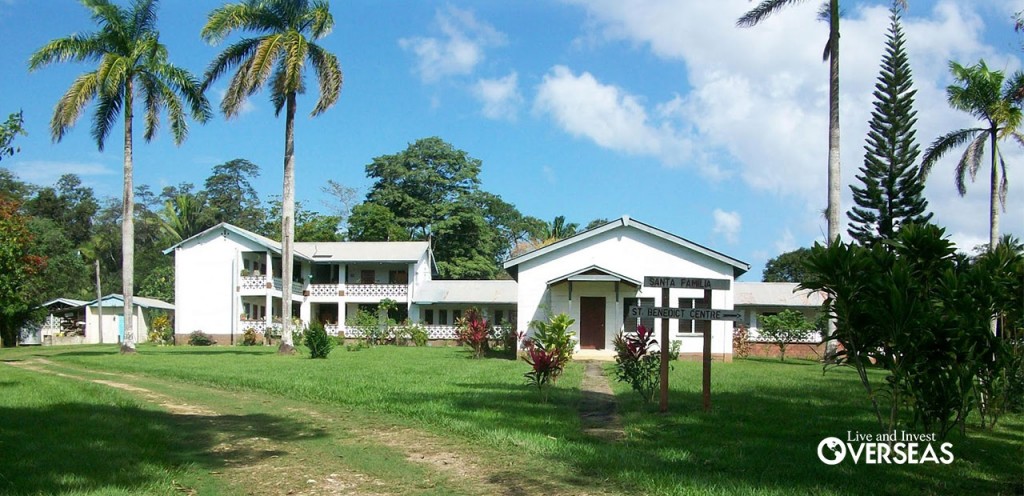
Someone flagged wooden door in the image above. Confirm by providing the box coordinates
[580,297,606,349]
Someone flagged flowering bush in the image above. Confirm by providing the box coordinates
[613,325,660,403]
[456,308,490,358]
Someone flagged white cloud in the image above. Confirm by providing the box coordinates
[712,208,742,245]
[561,0,1022,244]
[399,6,506,83]
[774,228,797,254]
[7,160,116,186]
[534,65,713,174]
[473,72,523,121]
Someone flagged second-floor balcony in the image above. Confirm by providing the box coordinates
[239,275,408,300]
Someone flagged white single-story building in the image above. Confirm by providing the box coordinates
[19,294,174,346]
[734,282,825,341]
[504,216,749,360]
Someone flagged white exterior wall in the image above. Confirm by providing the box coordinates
[83,306,145,344]
[515,227,736,355]
[172,231,266,337]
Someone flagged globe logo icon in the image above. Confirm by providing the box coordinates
[818,437,846,465]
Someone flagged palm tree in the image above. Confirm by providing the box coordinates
[738,0,908,245]
[542,215,579,242]
[921,60,1023,250]
[159,192,213,242]
[29,0,210,353]
[201,0,343,353]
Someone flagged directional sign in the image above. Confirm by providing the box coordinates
[643,276,730,291]
[628,306,742,321]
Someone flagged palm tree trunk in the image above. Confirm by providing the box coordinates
[96,258,103,345]
[989,130,999,250]
[278,91,297,354]
[121,78,136,354]
[826,0,841,245]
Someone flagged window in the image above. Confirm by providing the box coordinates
[360,270,375,284]
[678,298,695,333]
[439,309,448,325]
[453,309,462,322]
[623,297,655,333]
[424,309,434,325]
[389,270,408,284]
[494,310,504,326]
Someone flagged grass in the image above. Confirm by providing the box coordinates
[2,344,1022,495]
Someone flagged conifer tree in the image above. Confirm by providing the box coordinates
[848,8,931,245]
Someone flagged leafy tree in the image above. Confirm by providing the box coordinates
[921,60,1023,250]
[0,198,47,347]
[473,191,543,265]
[432,203,501,279]
[739,0,906,243]
[347,203,409,242]
[25,217,92,301]
[762,247,812,282]
[365,137,481,238]
[758,309,815,361]
[847,10,931,246]
[25,174,99,247]
[320,179,358,235]
[0,168,31,201]
[137,263,174,301]
[202,0,343,353]
[0,111,26,162]
[204,158,264,231]
[30,0,211,353]
[262,198,341,242]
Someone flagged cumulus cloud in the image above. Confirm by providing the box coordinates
[399,6,506,83]
[560,0,1022,245]
[534,65,712,174]
[713,209,742,245]
[473,72,523,121]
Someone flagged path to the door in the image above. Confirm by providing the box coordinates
[578,361,624,441]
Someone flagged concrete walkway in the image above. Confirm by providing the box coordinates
[578,361,624,441]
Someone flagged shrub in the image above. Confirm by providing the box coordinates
[405,324,428,347]
[613,325,660,403]
[304,321,334,359]
[668,340,681,360]
[241,327,259,346]
[522,339,563,402]
[758,309,815,361]
[148,314,173,345]
[733,324,752,358]
[496,324,517,357]
[456,308,490,358]
[187,330,215,346]
[529,313,576,371]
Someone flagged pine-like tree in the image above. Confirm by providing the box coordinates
[847,8,931,245]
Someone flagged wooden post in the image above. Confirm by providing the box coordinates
[699,288,712,411]
[659,287,670,413]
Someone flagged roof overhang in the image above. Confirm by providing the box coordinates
[547,265,642,287]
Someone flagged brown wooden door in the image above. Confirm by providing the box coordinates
[580,297,606,349]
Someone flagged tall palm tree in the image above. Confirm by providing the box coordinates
[29,0,210,353]
[542,215,579,242]
[738,0,908,245]
[202,0,342,353]
[921,60,1023,250]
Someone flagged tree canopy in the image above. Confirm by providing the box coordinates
[762,247,812,283]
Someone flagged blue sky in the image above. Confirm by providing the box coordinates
[1,0,1022,280]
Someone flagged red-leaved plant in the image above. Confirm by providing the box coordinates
[456,308,490,358]
[612,324,661,403]
[523,338,563,401]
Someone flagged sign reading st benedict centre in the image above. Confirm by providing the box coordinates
[643,276,730,291]
[628,306,742,321]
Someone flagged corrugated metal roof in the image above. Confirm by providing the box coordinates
[294,241,429,262]
[415,280,518,304]
[84,294,175,311]
[734,282,824,307]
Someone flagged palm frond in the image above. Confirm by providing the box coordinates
[139,72,162,142]
[90,87,124,151]
[953,133,987,196]
[28,34,107,69]
[269,63,288,116]
[202,3,283,44]
[303,1,334,40]
[737,0,808,27]
[51,72,100,143]
[130,0,159,35]
[920,128,983,178]
[306,43,341,116]
[247,34,286,95]
[282,30,309,94]
[202,37,262,92]
[81,0,127,34]
[996,151,1008,209]
[155,63,211,124]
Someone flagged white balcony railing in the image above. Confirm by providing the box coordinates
[242,280,408,299]
[240,275,270,291]
[344,284,408,298]
[238,320,282,335]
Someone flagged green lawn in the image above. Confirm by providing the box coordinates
[1,344,1021,495]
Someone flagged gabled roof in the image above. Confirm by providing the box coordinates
[40,297,88,309]
[162,223,312,260]
[84,294,175,311]
[295,241,429,263]
[503,216,749,278]
[734,282,824,307]
[546,265,641,287]
[414,280,518,304]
